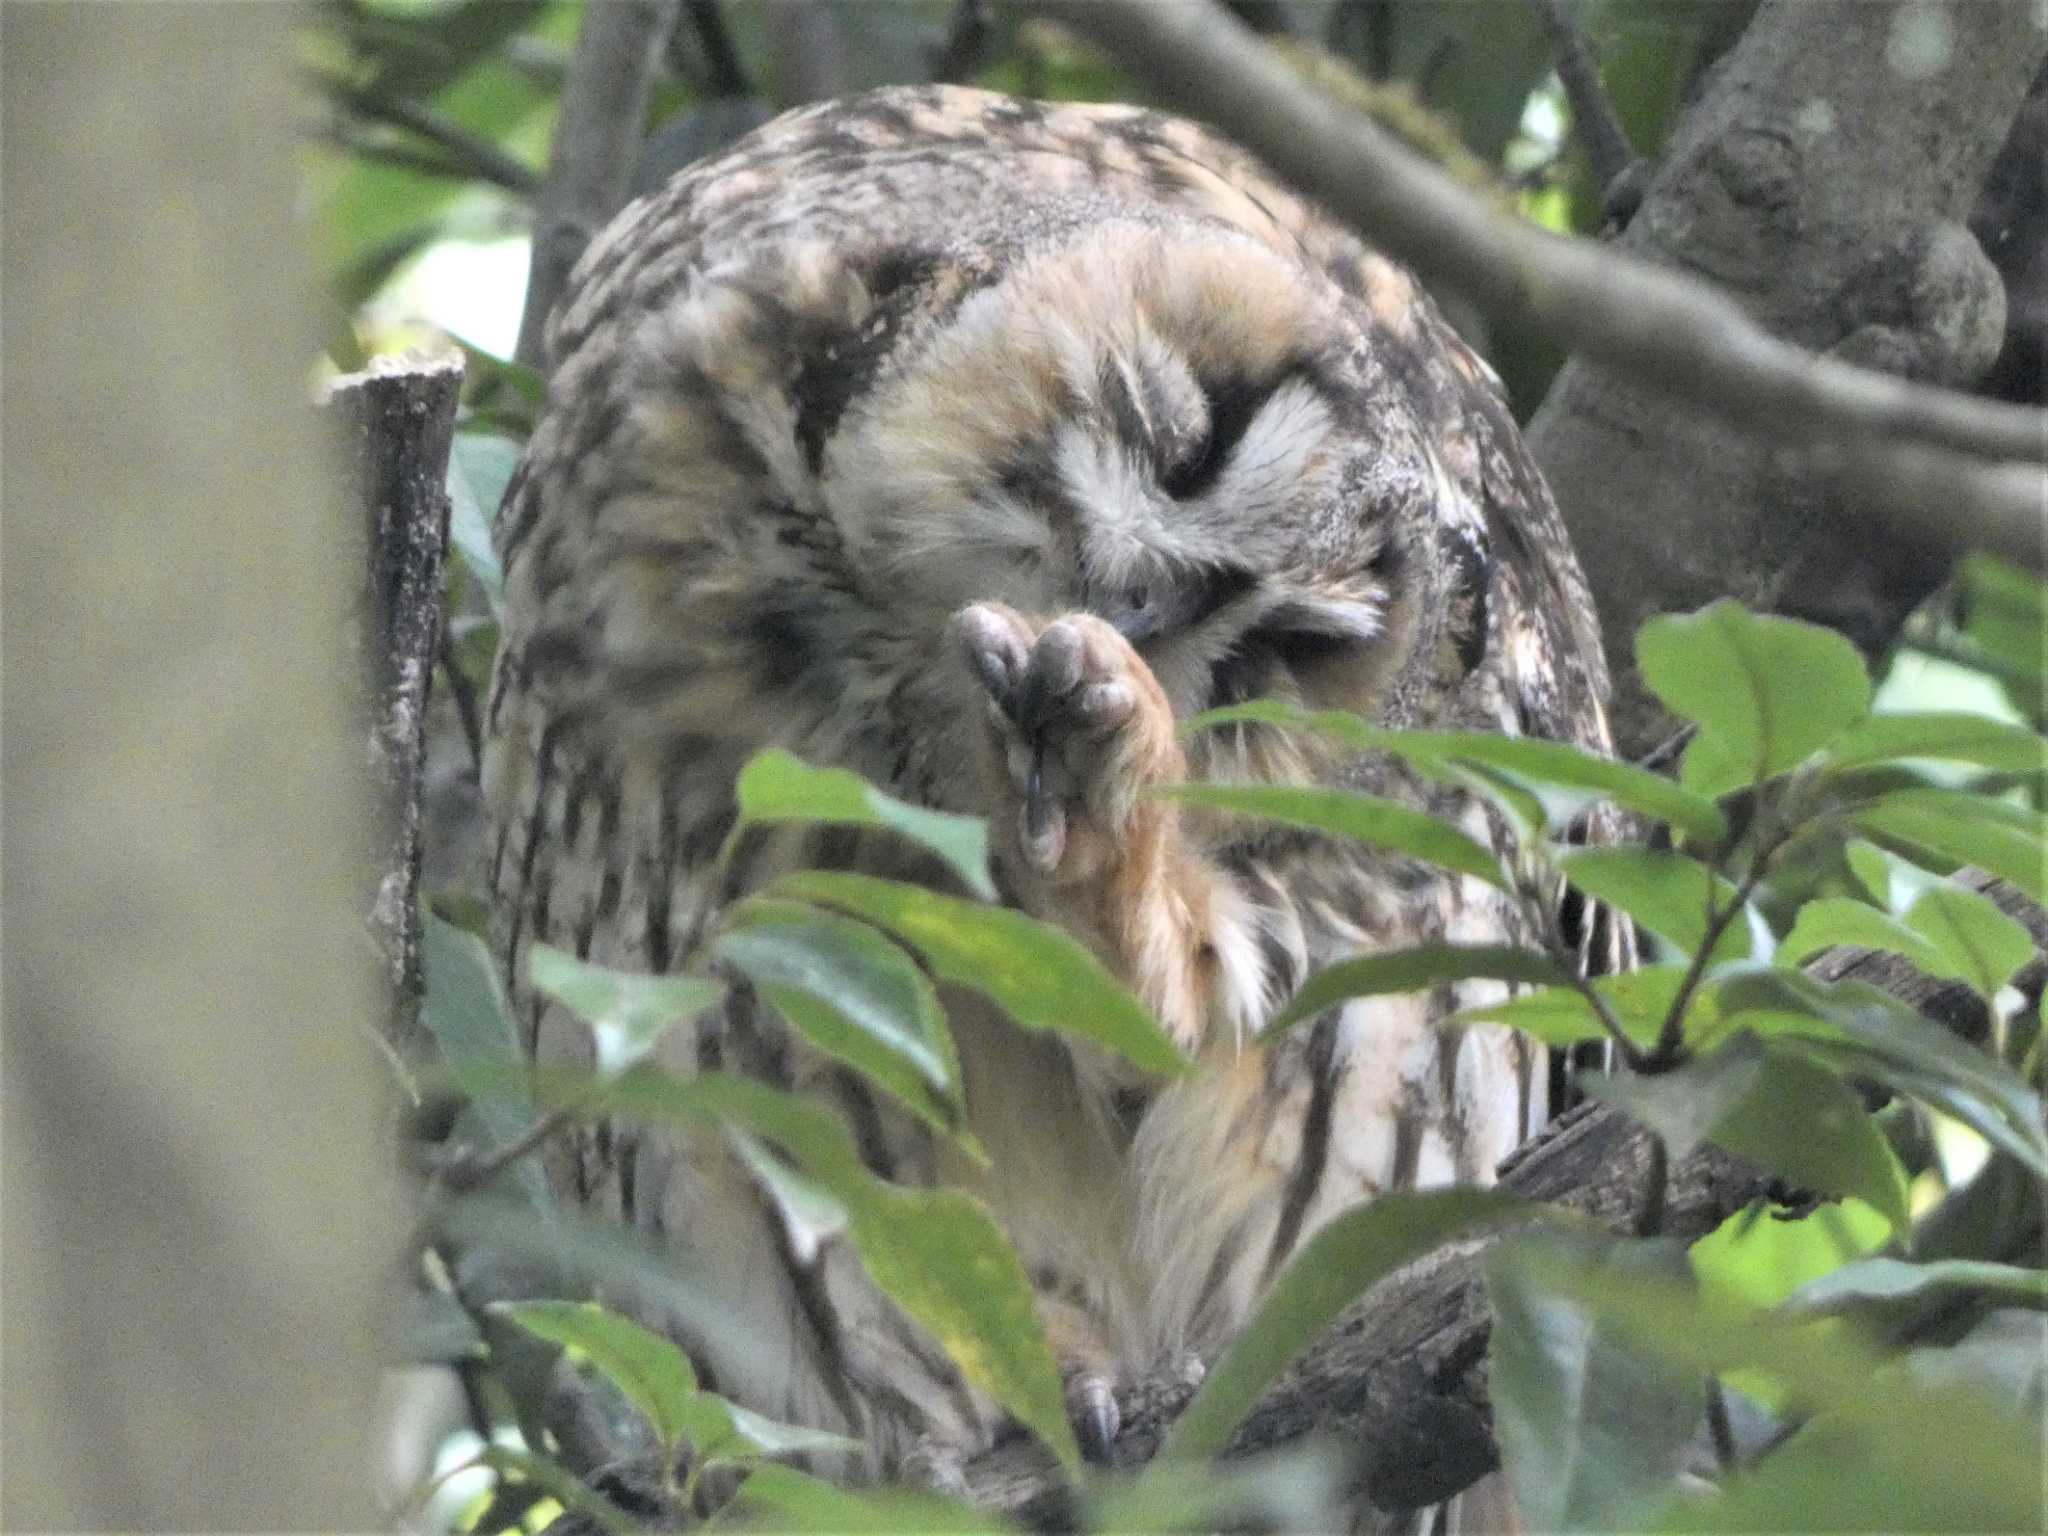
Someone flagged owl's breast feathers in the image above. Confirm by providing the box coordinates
[482,84,1619,1468]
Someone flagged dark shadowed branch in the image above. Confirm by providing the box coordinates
[1529,0,1639,199]
[515,0,680,370]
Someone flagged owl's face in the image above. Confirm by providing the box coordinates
[824,222,1450,766]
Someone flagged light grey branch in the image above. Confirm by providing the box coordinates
[515,0,680,370]
[1026,0,2048,572]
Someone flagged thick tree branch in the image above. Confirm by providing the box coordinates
[515,0,679,370]
[961,872,2048,1523]
[1027,1,2047,603]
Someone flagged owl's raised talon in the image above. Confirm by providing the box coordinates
[1066,1371,1121,1465]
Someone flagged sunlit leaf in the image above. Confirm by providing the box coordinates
[1487,1233,1701,1533]
[493,1300,697,1453]
[716,899,967,1143]
[1165,1190,1523,1461]
[735,750,995,900]
[1268,943,1565,1035]
[527,944,723,1076]
[1559,847,1754,965]
[1781,1257,2048,1318]
[1451,965,1707,1049]
[1636,601,1871,797]
[1155,782,1506,888]
[1825,712,2047,774]
[1189,698,1727,843]
[1850,786,2048,903]
[772,871,1185,1076]
[1902,884,2036,1000]
[1775,897,1949,977]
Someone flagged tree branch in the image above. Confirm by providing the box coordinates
[1024,0,2047,586]
[514,0,679,370]
[314,73,543,197]
[961,870,2048,1523]
[1529,0,1639,199]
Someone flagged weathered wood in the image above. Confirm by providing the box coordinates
[322,352,462,1054]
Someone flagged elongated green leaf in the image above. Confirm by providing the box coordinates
[541,1068,1080,1470]
[1714,970,2048,1177]
[716,899,965,1140]
[527,944,723,1075]
[735,750,995,900]
[1486,1234,1702,1533]
[1165,1189,1523,1461]
[1903,884,2036,1000]
[1782,1258,2048,1318]
[473,1445,635,1536]
[1851,787,2048,902]
[1452,965,1709,1049]
[445,431,514,611]
[420,914,549,1209]
[845,1182,1080,1471]
[728,1464,1010,1533]
[681,1393,862,1463]
[1188,699,1727,843]
[1637,601,1872,798]
[1826,712,2047,773]
[1559,847,1753,965]
[771,871,1185,1075]
[1269,943,1564,1035]
[493,1300,697,1452]
[1156,782,1506,888]
[1775,897,1950,977]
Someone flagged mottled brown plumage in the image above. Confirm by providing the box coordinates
[483,84,1618,1488]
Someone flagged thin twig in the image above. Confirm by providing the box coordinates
[1024,0,2048,571]
[313,72,543,197]
[684,0,750,97]
[434,1104,578,1194]
[1529,0,1639,197]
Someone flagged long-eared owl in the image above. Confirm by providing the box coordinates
[484,84,1617,1484]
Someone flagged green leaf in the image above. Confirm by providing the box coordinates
[1155,782,1506,888]
[1164,1189,1523,1461]
[771,871,1185,1076]
[526,944,723,1076]
[724,1127,848,1263]
[1775,897,1950,977]
[1781,1258,2048,1318]
[421,914,548,1209]
[681,1393,862,1463]
[1558,846,1754,965]
[734,750,996,900]
[1713,970,2048,1179]
[1268,943,1565,1035]
[727,1464,1010,1533]
[1187,700,1728,843]
[1486,1233,1702,1533]
[1825,711,2047,773]
[1957,554,2048,721]
[1903,884,2036,1000]
[1452,965,1708,1049]
[1599,1034,1910,1235]
[538,1069,1080,1470]
[492,1300,698,1453]
[1850,786,2048,902]
[1636,601,1872,797]
[472,1445,635,1536]
[1582,1032,1769,1161]
[445,431,515,611]
[843,1182,1081,1471]
[716,899,968,1143]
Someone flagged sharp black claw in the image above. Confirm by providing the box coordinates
[1071,1378,1120,1465]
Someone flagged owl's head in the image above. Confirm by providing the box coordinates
[823,219,1487,768]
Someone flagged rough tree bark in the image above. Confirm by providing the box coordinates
[1526,0,2048,754]
[324,353,463,1057]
